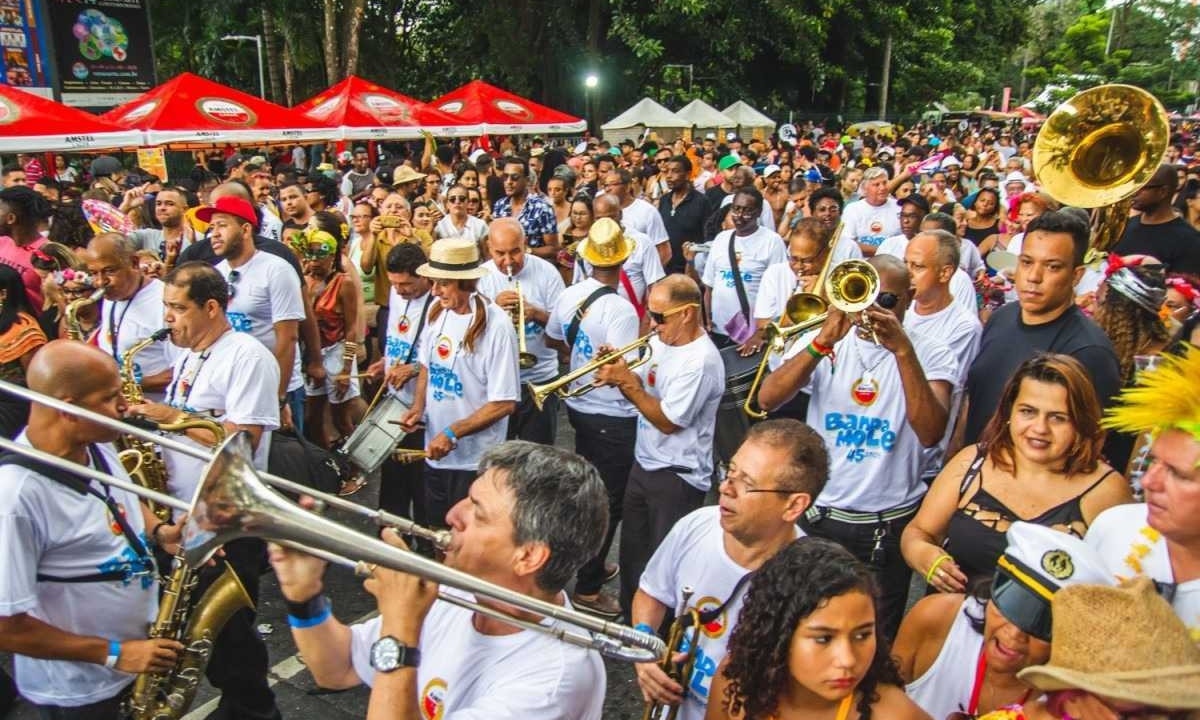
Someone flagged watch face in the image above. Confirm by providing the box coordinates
[371,637,400,671]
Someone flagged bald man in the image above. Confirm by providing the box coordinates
[476,217,565,445]
[0,341,183,717]
[758,255,957,639]
[174,181,327,426]
[85,232,179,401]
[594,273,724,612]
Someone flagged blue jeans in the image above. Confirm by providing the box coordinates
[286,387,306,435]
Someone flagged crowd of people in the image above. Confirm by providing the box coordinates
[0,117,1198,720]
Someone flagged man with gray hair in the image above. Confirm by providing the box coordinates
[838,166,900,257]
[902,230,981,481]
[268,441,608,719]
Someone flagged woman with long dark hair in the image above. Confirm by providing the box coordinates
[706,538,928,720]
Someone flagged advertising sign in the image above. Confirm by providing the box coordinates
[0,0,52,96]
[44,0,155,108]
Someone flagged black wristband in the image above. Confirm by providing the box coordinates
[285,594,329,620]
[150,521,174,545]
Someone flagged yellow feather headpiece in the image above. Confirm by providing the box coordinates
[1102,345,1200,441]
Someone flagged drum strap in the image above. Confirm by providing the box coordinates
[567,285,617,349]
[727,233,751,324]
[403,295,433,365]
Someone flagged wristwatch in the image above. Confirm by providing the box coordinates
[370,635,420,672]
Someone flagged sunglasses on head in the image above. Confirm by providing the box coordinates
[647,302,699,325]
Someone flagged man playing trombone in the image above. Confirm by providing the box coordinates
[267,441,608,720]
[544,218,641,617]
[0,341,183,717]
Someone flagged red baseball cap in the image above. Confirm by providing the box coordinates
[196,196,259,230]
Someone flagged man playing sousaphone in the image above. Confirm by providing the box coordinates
[397,237,519,527]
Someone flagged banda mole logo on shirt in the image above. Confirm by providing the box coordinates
[196,98,256,126]
[419,678,446,720]
[435,335,453,361]
[647,363,658,388]
[397,315,411,334]
[694,596,728,639]
[869,220,883,235]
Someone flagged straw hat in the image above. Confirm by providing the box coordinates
[392,165,425,186]
[1018,577,1200,709]
[417,237,488,280]
[577,218,632,268]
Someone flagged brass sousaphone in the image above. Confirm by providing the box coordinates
[1033,84,1170,253]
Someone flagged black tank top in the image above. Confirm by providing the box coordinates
[964,219,999,247]
[941,445,1115,587]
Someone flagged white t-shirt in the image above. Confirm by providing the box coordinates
[95,278,180,403]
[639,506,803,720]
[786,331,958,510]
[904,303,981,477]
[1085,504,1200,640]
[384,289,434,407]
[478,256,565,383]
[572,226,666,308]
[348,591,605,719]
[435,214,489,244]
[258,207,283,242]
[0,436,157,707]
[216,251,307,393]
[702,227,787,335]
[621,197,670,246]
[417,298,520,471]
[161,329,280,504]
[755,238,865,322]
[905,597,985,720]
[839,197,901,250]
[960,238,985,277]
[634,334,724,491]
[545,278,640,417]
[872,237,978,318]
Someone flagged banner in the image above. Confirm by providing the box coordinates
[136,146,166,182]
[44,0,155,109]
[0,0,52,95]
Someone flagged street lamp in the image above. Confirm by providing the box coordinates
[220,34,266,100]
[584,74,599,135]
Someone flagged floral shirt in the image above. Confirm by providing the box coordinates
[492,194,557,248]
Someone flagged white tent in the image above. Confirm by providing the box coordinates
[675,99,735,136]
[722,100,776,140]
[601,97,689,145]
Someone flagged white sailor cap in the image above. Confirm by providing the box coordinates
[992,522,1113,641]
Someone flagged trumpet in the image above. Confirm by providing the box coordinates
[526,333,654,411]
[642,588,703,720]
[743,260,880,419]
[507,265,537,370]
[0,379,666,664]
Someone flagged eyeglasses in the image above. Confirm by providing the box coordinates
[647,302,698,325]
[721,469,798,495]
[228,269,241,299]
[729,205,757,216]
[502,173,525,182]
[446,195,468,204]
[350,213,373,220]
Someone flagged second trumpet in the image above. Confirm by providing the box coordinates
[526,333,654,411]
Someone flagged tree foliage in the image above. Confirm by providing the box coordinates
[147,0,1191,124]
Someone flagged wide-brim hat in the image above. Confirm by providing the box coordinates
[392,165,425,186]
[577,218,632,268]
[417,237,488,280]
[1018,578,1200,709]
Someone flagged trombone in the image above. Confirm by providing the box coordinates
[526,332,654,411]
[0,380,666,664]
[507,265,537,370]
[742,260,880,419]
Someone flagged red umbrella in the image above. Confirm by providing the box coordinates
[0,84,142,152]
[102,72,338,146]
[295,76,480,139]
[429,80,585,134]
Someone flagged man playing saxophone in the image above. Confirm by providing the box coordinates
[268,441,607,720]
[0,341,182,718]
[127,262,283,720]
[86,232,178,401]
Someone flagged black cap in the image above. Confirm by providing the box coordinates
[899,193,930,214]
[224,154,247,171]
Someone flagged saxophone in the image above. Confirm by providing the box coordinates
[118,330,226,522]
[64,289,104,341]
[126,559,254,720]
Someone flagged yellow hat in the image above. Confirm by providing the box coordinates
[577,218,632,268]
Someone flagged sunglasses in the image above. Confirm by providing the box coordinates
[446,195,468,204]
[228,269,241,299]
[647,302,698,325]
[502,173,525,182]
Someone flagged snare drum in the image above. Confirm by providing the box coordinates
[339,394,412,474]
[714,345,763,466]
